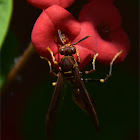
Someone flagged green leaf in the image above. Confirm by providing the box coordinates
[0,0,13,49]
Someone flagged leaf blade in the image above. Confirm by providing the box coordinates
[0,0,13,49]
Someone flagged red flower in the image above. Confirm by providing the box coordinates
[89,0,114,4]
[27,0,74,9]
[79,2,130,64]
[31,5,96,70]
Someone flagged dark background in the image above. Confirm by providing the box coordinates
[1,0,139,140]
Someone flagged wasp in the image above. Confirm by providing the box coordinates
[41,30,123,140]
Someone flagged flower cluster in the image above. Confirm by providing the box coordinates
[28,0,130,69]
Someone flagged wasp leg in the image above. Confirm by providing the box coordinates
[85,53,99,74]
[84,50,123,83]
[83,78,109,83]
[102,50,123,82]
[46,47,58,65]
[83,78,102,83]
[40,56,58,77]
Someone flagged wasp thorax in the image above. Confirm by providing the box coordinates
[59,44,76,55]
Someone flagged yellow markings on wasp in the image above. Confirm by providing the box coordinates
[46,47,58,65]
[76,49,80,57]
[85,71,89,74]
[40,56,48,61]
[40,56,44,59]
[76,49,81,63]
[62,36,66,40]
[52,82,57,86]
[40,56,51,65]
[64,71,72,74]
[54,61,58,65]
[100,79,105,83]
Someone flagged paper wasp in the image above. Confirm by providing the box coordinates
[41,30,123,139]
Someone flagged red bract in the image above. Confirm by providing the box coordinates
[79,2,130,64]
[31,5,96,70]
[27,0,74,9]
[89,0,115,4]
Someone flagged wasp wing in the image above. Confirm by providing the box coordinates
[73,68,100,131]
[46,73,64,140]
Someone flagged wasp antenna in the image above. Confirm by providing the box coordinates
[72,35,92,45]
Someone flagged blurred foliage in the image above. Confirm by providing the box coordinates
[0,30,19,87]
[0,0,13,48]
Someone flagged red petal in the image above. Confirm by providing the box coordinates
[79,2,130,64]
[31,5,81,59]
[27,0,74,9]
[44,5,81,41]
[72,21,97,52]
[95,28,130,64]
[89,0,114,4]
[31,10,57,58]
[76,45,95,70]
[79,2,122,31]
[32,5,96,70]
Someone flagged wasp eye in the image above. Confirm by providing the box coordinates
[59,48,64,55]
[71,46,76,54]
